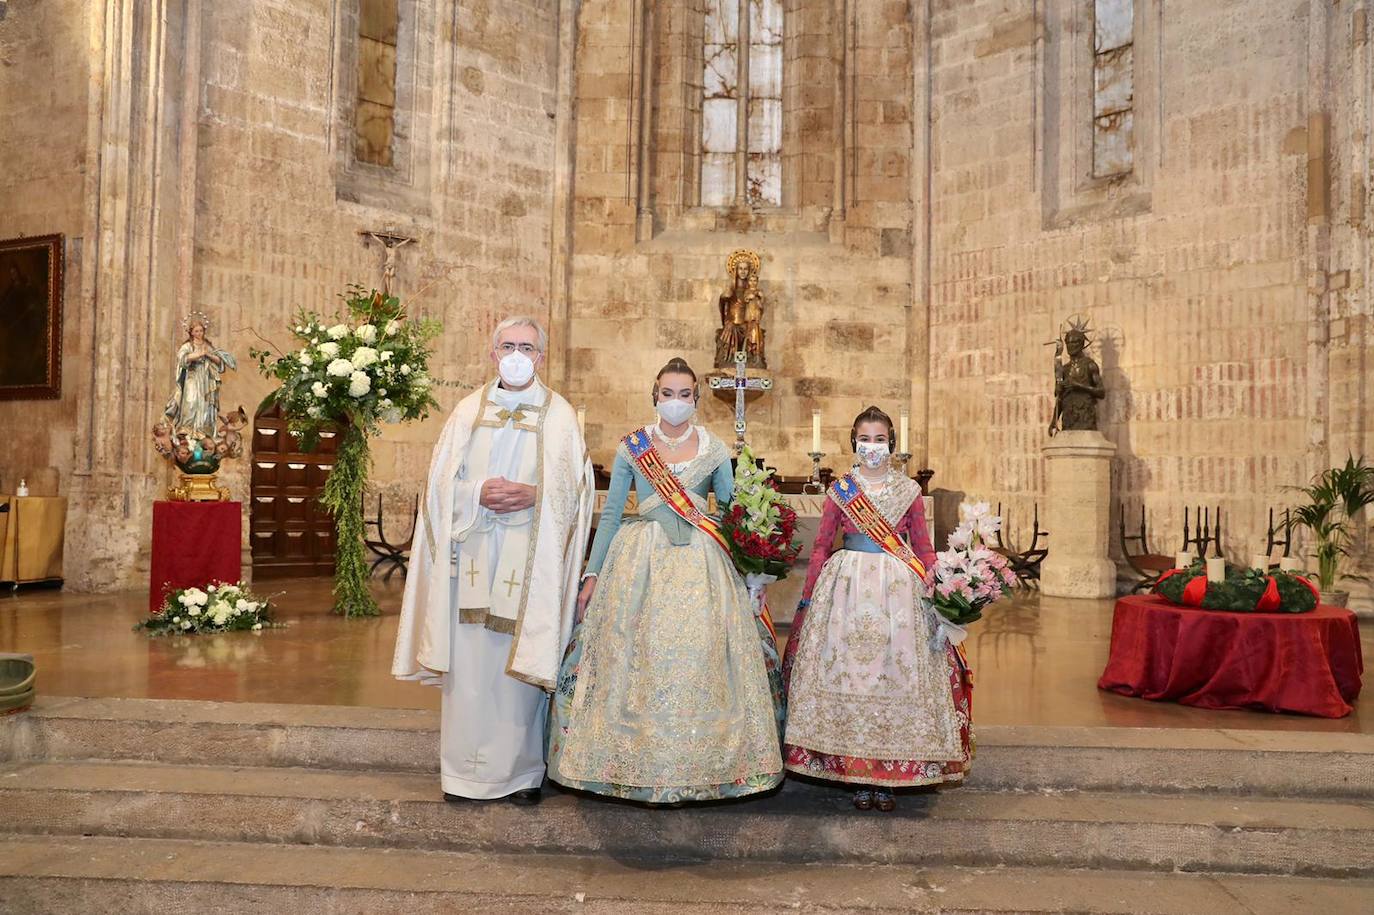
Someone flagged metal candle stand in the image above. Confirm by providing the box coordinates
[803,452,826,494]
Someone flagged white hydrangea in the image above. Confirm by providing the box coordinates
[350,346,379,369]
[326,324,349,340]
[385,319,400,336]
[188,606,201,617]
[207,584,218,593]
[311,381,329,399]
[317,341,340,359]
[400,364,411,375]
[299,351,313,367]
[380,350,393,361]
[179,588,207,608]
[307,405,322,418]
[381,406,402,424]
[180,620,193,630]
[326,358,354,377]
[354,324,378,344]
[235,599,251,613]
[412,374,430,390]
[252,623,263,631]
[348,371,371,398]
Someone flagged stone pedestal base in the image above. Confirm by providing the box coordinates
[1040,430,1117,599]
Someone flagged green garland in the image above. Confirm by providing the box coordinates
[1154,562,1318,614]
[321,425,377,617]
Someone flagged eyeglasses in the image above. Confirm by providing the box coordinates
[497,342,540,356]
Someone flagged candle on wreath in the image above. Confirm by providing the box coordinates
[1279,556,1303,573]
[1249,553,1270,571]
[1206,556,1226,583]
[1174,551,1193,570]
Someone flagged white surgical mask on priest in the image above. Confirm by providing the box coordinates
[856,441,891,470]
[492,326,544,389]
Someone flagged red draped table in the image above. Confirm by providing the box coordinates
[1098,594,1363,718]
[149,501,242,612]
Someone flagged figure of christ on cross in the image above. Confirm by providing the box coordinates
[708,350,772,453]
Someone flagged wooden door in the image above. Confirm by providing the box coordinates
[249,404,339,579]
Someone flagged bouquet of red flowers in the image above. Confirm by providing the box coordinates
[718,445,803,582]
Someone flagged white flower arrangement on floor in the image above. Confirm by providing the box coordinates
[929,501,1017,628]
[138,581,277,635]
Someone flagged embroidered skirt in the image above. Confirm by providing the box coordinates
[548,518,784,804]
[783,550,972,787]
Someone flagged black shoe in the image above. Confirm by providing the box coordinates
[443,792,470,804]
[507,787,542,806]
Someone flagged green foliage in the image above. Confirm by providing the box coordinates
[1155,562,1319,613]
[322,425,378,617]
[1287,455,1374,591]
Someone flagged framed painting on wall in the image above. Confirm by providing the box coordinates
[0,234,63,400]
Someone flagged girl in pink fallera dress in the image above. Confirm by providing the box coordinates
[782,407,972,812]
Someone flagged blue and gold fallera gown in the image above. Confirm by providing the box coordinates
[547,426,784,803]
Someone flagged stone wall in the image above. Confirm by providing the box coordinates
[0,0,91,493]
[564,0,919,474]
[1,0,563,589]
[920,0,1373,594]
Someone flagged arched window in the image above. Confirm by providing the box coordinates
[701,0,784,207]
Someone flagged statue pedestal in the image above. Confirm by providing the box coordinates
[1040,430,1117,599]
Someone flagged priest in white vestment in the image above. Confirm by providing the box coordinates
[393,316,594,804]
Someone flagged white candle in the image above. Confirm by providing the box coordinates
[1250,553,1270,571]
[1174,552,1193,570]
[899,410,910,454]
[1206,557,1226,584]
[811,410,821,453]
[576,406,586,435]
[1279,556,1302,573]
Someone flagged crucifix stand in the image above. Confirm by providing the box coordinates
[708,350,772,454]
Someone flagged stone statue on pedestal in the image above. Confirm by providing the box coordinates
[715,249,767,370]
[1048,315,1105,436]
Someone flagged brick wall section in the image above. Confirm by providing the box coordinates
[922,0,1371,580]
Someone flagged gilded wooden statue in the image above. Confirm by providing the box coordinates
[715,249,767,370]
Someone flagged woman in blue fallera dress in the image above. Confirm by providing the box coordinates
[547,357,783,804]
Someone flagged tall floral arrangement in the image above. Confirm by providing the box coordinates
[930,502,1016,627]
[253,286,441,617]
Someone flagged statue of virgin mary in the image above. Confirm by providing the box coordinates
[163,311,236,439]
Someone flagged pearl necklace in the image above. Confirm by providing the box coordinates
[653,422,695,448]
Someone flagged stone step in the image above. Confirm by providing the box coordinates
[1,836,1370,915]
[2,759,1371,878]
[4,696,1371,798]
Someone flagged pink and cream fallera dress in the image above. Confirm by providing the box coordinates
[782,470,972,787]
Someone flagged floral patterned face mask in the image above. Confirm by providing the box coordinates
[855,441,890,469]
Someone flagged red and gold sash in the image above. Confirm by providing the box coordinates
[827,473,929,583]
[624,427,775,639]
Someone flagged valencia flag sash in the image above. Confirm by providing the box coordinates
[827,473,930,583]
[623,427,775,640]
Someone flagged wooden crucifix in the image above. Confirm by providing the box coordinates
[708,350,772,453]
[360,230,415,295]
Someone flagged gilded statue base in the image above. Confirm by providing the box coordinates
[168,473,231,502]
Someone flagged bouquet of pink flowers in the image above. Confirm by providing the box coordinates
[929,502,1017,627]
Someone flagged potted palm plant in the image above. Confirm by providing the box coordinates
[1289,456,1374,607]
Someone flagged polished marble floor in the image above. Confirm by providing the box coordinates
[0,577,1366,733]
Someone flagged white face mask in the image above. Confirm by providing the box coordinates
[498,351,536,388]
[856,441,890,469]
[655,397,696,427]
